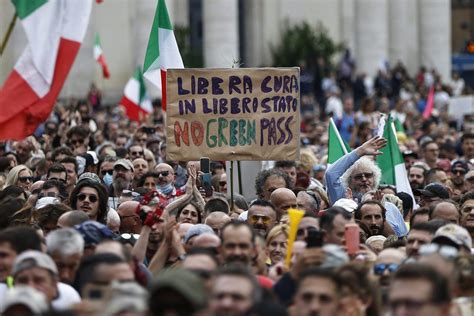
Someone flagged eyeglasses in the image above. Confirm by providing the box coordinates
[248,214,272,225]
[418,244,458,260]
[452,169,466,175]
[219,181,227,186]
[77,193,98,203]
[373,263,399,275]
[18,176,33,183]
[70,139,84,145]
[352,172,374,181]
[297,226,318,237]
[157,171,169,177]
[130,151,143,156]
[101,170,113,176]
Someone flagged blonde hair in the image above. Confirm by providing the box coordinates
[297,149,318,173]
[266,224,289,245]
[4,165,32,189]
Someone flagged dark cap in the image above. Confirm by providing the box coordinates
[74,221,115,246]
[415,183,449,199]
[402,150,418,159]
[451,160,469,173]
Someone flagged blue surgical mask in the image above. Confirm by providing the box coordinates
[157,183,173,195]
[103,173,113,187]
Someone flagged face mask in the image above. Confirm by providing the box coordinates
[157,183,173,195]
[103,173,113,187]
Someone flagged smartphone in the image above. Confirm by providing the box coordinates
[200,157,213,197]
[345,223,360,255]
[306,228,324,248]
[141,126,156,134]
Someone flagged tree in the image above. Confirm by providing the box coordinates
[271,21,343,68]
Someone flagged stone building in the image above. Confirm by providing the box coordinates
[0,0,452,101]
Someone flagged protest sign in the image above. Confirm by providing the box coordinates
[166,68,300,161]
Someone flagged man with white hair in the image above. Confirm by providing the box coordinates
[46,228,84,285]
[325,136,386,204]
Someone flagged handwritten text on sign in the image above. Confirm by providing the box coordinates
[166,68,300,161]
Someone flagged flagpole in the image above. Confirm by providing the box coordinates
[0,14,17,56]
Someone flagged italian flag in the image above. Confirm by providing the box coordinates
[120,67,153,122]
[143,0,184,111]
[327,118,351,164]
[376,116,414,199]
[0,0,92,140]
[94,33,110,79]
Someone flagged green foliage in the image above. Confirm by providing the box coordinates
[174,25,203,68]
[271,21,343,67]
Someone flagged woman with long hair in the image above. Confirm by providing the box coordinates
[4,165,33,193]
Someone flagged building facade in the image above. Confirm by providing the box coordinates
[0,0,451,101]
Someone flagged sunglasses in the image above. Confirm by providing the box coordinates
[248,214,272,225]
[18,176,33,183]
[373,263,399,275]
[157,171,169,177]
[49,177,67,184]
[352,172,374,180]
[77,193,98,203]
[419,244,458,260]
[452,169,466,175]
[122,190,140,198]
[101,170,113,176]
[130,151,143,156]
[304,190,321,211]
[219,181,227,186]
[120,233,140,240]
[70,139,84,145]
[38,192,59,199]
[297,226,318,237]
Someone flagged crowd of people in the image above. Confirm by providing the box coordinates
[0,59,472,316]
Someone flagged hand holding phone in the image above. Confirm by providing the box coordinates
[345,223,360,256]
[200,157,213,197]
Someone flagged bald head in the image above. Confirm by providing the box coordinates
[431,201,460,224]
[57,210,89,229]
[178,223,194,240]
[270,188,297,219]
[117,201,139,216]
[376,248,406,265]
[205,211,231,235]
[192,233,221,249]
[117,201,141,234]
[155,163,173,173]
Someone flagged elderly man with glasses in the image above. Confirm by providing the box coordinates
[325,136,387,205]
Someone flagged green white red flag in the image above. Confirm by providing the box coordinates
[376,115,415,200]
[120,67,153,122]
[143,0,184,111]
[0,0,92,140]
[94,33,110,79]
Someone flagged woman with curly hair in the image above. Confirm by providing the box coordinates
[69,180,109,224]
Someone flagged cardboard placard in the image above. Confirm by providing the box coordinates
[166,68,300,161]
